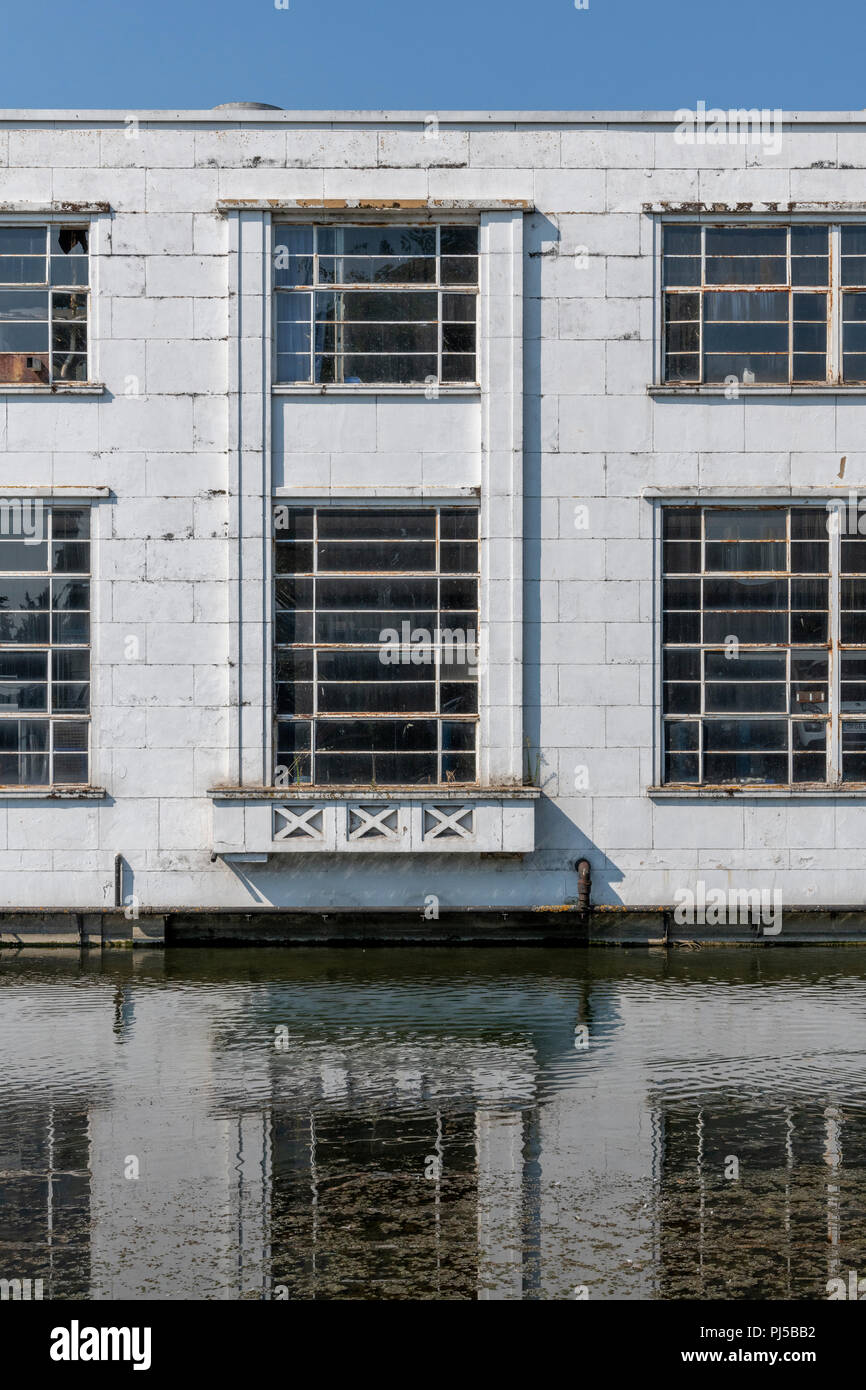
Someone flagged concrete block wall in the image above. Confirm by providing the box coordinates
[1,111,865,913]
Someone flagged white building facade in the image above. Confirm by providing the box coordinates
[1,105,865,925]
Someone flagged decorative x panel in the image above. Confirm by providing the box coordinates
[423,804,475,841]
[347,804,401,841]
[273,805,325,841]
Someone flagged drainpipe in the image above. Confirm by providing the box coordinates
[114,854,123,910]
[575,859,592,913]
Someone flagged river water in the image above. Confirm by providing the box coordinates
[1,946,864,1300]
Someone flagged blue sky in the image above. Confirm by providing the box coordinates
[2,0,861,111]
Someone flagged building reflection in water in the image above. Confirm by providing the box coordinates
[0,948,865,1300]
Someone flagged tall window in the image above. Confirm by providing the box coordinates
[0,226,89,385]
[660,223,866,386]
[0,504,90,786]
[273,505,479,786]
[662,506,830,785]
[273,224,478,386]
[660,502,866,786]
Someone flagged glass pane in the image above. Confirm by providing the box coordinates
[663,225,701,255]
[52,752,88,784]
[440,228,478,255]
[665,721,700,752]
[0,257,47,284]
[705,226,786,255]
[50,258,88,287]
[665,292,700,322]
[0,322,48,351]
[705,510,786,541]
[319,227,436,257]
[665,752,700,782]
[0,290,48,320]
[441,257,478,285]
[704,291,787,322]
[662,257,700,287]
[317,540,436,571]
[703,752,788,783]
[702,719,788,750]
[704,352,788,383]
[703,322,788,351]
[705,683,787,712]
[442,354,476,383]
[318,509,436,541]
[704,541,786,571]
[0,227,45,255]
[791,225,828,255]
[791,258,828,286]
[705,257,786,284]
[319,256,436,285]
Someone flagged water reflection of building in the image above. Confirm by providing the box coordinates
[2,952,866,1300]
[0,1103,91,1299]
[651,1099,866,1300]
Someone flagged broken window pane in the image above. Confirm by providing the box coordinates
[0,223,89,383]
[0,507,90,786]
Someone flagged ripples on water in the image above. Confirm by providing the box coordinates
[0,947,864,1300]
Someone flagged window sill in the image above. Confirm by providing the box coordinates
[210,786,540,801]
[272,384,480,397]
[0,786,106,800]
[648,784,866,800]
[0,383,106,397]
[648,384,866,397]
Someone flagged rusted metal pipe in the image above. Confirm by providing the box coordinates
[114,854,123,909]
[575,859,592,913]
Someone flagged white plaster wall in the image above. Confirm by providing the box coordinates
[0,115,865,910]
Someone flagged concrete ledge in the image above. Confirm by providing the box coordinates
[4,907,866,947]
[0,911,166,948]
[167,906,866,946]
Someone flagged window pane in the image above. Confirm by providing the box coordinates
[705,226,786,256]
[663,225,701,255]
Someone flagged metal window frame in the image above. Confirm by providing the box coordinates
[661,222,833,387]
[272,500,481,788]
[657,500,841,790]
[0,221,91,386]
[271,221,480,388]
[0,503,91,788]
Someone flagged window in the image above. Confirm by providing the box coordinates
[273,224,478,386]
[0,504,90,786]
[0,225,89,385]
[661,223,866,386]
[661,503,866,787]
[273,505,479,785]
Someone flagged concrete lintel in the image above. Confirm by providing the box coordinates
[217,198,534,213]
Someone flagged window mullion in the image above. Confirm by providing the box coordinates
[830,222,842,382]
[699,224,705,385]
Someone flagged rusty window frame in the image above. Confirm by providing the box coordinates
[661,503,837,788]
[0,224,90,386]
[662,222,838,386]
[272,503,480,787]
[271,223,479,387]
